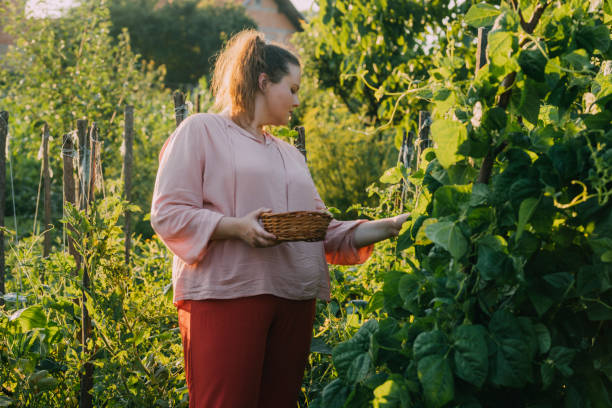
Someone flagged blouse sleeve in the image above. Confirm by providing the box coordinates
[150,115,225,265]
[307,167,374,266]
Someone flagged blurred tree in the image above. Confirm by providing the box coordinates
[108,0,257,88]
[0,0,175,237]
[289,0,476,216]
[295,0,473,125]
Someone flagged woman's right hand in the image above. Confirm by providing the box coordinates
[237,208,279,248]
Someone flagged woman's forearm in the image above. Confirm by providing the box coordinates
[352,214,410,248]
[210,216,242,240]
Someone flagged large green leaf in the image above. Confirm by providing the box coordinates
[482,107,508,131]
[488,31,514,67]
[465,3,501,27]
[470,183,490,206]
[432,185,472,218]
[9,305,47,331]
[384,270,407,310]
[516,197,540,241]
[548,346,576,377]
[372,376,411,408]
[380,166,403,184]
[517,78,542,125]
[533,323,551,354]
[453,324,488,387]
[576,24,611,54]
[577,265,612,296]
[321,379,352,408]
[519,49,547,82]
[417,355,455,408]
[488,310,531,388]
[426,221,468,260]
[398,273,422,313]
[413,330,448,361]
[430,120,467,169]
[476,235,510,281]
[332,320,378,382]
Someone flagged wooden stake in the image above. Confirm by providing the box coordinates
[79,123,96,408]
[123,105,134,266]
[88,123,98,205]
[62,133,78,276]
[0,112,7,304]
[416,111,431,170]
[475,27,489,74]
[293,126,307,160]
[42,124,51,261]
[173,90,187,127]
[76,119,88,207]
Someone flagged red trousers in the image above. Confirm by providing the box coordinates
[177,295,316,408]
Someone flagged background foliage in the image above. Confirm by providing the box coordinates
[1,0,611,406]
[108,0,256,88]
[301,0,612,407]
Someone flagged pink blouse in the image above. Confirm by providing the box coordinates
[150,113,374,304]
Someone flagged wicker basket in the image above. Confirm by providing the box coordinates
[259,211,333,242]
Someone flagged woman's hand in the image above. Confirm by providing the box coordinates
[353,213,411,248]
[237,208,279,248]
[387,213,411,238]
[211,208,279,247]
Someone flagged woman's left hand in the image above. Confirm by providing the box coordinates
[387,213,411,238]
[353,213,411,248]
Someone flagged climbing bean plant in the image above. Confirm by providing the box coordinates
[311,0,612,407]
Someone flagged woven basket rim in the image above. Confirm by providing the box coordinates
[259,210,333,218]
[258,210,333,242]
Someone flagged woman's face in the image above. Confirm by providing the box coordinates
[261,63,301,126]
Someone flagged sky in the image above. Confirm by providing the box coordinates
[291,0,316,12]
[26,0,317,17]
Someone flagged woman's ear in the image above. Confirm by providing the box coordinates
[258,72,268,92]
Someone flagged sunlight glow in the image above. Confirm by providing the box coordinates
[25,0,79,18]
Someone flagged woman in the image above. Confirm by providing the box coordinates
[150,30,409,408]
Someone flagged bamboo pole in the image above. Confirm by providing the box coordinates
[42,124,51,267]
[0,112,7,304]
[123,105,134,266]
[173,91,187,127]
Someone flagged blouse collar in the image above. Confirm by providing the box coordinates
[220,113,272,145]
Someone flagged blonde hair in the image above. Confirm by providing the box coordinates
[211,30,300,124]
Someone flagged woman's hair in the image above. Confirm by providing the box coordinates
[211,30,300,122]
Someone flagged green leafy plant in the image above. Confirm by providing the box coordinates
[1,195,186,406]
[308,0,612,406]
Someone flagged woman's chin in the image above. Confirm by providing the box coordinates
[272,118,289,127]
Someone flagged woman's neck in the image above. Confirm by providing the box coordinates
[231,114,265,142]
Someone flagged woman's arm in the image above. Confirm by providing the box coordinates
[352,213,410,248]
